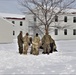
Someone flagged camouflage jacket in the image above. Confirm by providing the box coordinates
[42,34,52,44]
[23,35,30,45]
[32,36,40,46]
[17,34,23,46]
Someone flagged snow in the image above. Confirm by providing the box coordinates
[0,39,76,74]
[0,12,25,18]
[62,8,76,13]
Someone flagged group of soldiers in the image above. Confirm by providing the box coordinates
[17,31,57,55]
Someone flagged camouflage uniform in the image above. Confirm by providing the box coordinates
[42,34,52,54]
[17,31,23,54]
[31,35,40,55]
[50,38,57,53]
[23,33,30,54]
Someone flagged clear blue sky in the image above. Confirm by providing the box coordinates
[0,0,76,15]
[0,0,23,14]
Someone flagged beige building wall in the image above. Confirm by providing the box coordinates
[0,17,13,43]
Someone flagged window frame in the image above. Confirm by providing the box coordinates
[12,21,15,24]
[55,29,58,35]
[73,29,76,35]
[13,31,15,35]
[64,16,67,22]
[73,17,76,23]
[64,29,67,35]
[20,21,23,26]
[55,15,58,22]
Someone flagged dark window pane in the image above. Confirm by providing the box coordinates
[12,21,15,24]
[64,16,67,22]
[34,17,36,22]
[20,21,23,26]
[64,29,67,35]
[55,15,58,22]
[13,31,15,35]
[73,29,76,35]
[55,29,58,35]
[73,17,76,23]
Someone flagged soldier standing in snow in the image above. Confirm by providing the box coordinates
[30,33,40,55]
[23,33,30,54]
[29,37,32,44]
[50,38,58,53]
[42,30,52,54]
[17,31,23,54]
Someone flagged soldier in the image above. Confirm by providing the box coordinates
[30,33,40,55]
[50,38,58,53]
[29,36,32,44]
[17,31,23,54]
[23,33,30,54]
[42,30,52,54]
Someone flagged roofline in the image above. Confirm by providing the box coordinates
[5,17,25,20]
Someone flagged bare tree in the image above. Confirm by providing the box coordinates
[18,0,75,34]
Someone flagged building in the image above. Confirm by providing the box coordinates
[0,11,76,43]
[26,11,76,40]
[4,14,26,39]
[0,16,13,43]
[0,13,26,43]
[50,13,76,40]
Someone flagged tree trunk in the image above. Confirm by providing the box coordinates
[45,26,49,35]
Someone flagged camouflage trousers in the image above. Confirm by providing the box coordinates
[19,46,23,54]
[23,44,29,54]
[43,43,51,54]
[30,45,39,55]
[18,44,23,54]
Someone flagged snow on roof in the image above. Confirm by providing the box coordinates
[52,7,76,14]
[62,8,76,13]
[0,12,25,18]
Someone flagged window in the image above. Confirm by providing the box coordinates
[34,16,36,22]
[13,31,15,35]
[55,15,58,22]
[20,21,23,26]
[73,29,76,35]
[73,17,76,23]
[64,16,67,22]
[64,29,67,35]
[55,29,58,35]
[12,21,15,24]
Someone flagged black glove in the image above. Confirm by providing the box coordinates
[28,43,30,46]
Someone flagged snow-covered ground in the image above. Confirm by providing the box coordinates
[0,39,76,74]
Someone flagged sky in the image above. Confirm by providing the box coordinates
[0,0,76,15]
[0,0,23,14]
